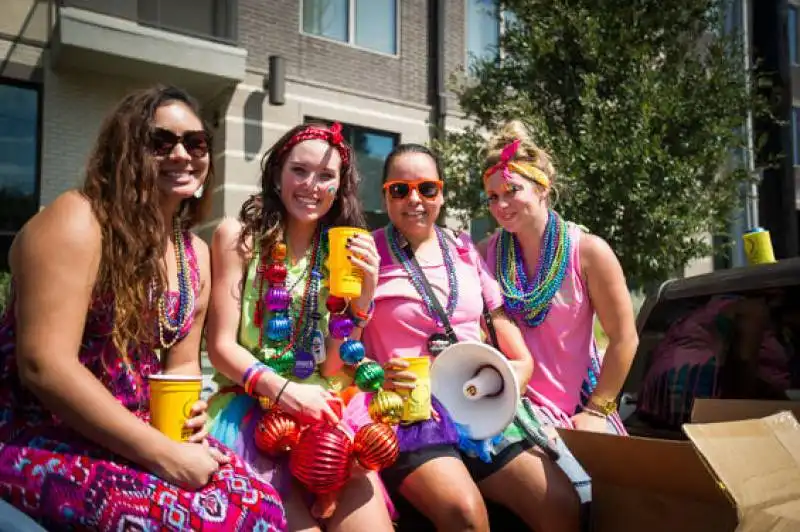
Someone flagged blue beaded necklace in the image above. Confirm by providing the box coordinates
[496,210,570,327]
[387,224,459,327]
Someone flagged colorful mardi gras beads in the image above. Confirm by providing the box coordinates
[496,210,570,327]
[156,218,195,349]
[386,224,459,327]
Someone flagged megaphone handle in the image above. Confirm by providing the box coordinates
[517,398,560,462]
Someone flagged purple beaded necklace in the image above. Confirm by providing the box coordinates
[386,224,460,327]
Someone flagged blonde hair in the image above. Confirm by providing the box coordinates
[484,120,556,188]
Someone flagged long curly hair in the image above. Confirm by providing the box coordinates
[82,85,214,357]
[238,123,365,257]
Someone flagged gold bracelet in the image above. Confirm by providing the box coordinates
[589,397,618,416]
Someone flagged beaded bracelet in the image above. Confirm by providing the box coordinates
[243,361,274,396]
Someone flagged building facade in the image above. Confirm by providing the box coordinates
[0,0,503,266]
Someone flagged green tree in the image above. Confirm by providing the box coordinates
[436,0,770,287]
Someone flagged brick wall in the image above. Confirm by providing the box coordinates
[40,66,146,206]
[238,0,430,105]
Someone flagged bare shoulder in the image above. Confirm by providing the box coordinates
[11,190,101,271]
[579,232,617,264]
[212,217,245,251]
[578,232,623,281]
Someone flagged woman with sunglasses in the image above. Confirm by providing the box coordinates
[343,144,580,532]
[0,86,286,530]
[479,121,638,510]
[205,123,393,531]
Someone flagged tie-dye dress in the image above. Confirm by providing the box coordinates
[0,232,286,531]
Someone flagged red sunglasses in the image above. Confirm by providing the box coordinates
[150,127,210,158]
[383,179,443,200]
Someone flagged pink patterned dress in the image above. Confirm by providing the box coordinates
[0,232,287,531]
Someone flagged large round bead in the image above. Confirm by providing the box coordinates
[339,339,365,366]
[254,410,300,455]
[271,243,287,262]
[325,295,348,314]
[289,423,353,495]
[354,361,385,392]
[353,423,399,471]
[266,262,288,284]
[266,350,296,376]
[266,286,290,312]
[266,315,292,342]
[328,314,355,340]
[368,390,403,425]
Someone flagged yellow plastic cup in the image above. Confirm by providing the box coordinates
[396,357,432,423]
[743,227,776,266]
[328,226,369,298]
[148,374,202,442]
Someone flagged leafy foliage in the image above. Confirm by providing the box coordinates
[436,0,770,286]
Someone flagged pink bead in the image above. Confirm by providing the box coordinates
[266,286,290,311]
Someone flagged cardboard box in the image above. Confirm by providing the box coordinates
[558,400,800,532]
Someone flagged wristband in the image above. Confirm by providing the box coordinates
[350,300,374,327]
[243,361,274,396]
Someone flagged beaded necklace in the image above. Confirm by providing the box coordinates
[253,227,368,379]
[155,220,195,349]
[386,224,459,327]
[496,210,570,327]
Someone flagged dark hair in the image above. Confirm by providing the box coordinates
[238,123,366,256]
[382,143,444,183]
[82,84,213,357]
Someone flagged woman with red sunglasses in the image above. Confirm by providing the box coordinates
[342,144,580,531]
[204,122,393,531]
[0,86,286,529]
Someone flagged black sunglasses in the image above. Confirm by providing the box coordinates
[150,128,209,158]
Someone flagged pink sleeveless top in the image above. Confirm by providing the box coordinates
[487,223,610,429]
[363,227,504,365]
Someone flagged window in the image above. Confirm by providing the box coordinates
[0,81,40,270]
[466,0,500,69]
[790,6,798,65]
[302,0,398,55]
[465,1,518,71]
[305,118,398,229]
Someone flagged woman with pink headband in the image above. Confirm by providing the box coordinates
[479,121,639,512]
[205,123,393,531]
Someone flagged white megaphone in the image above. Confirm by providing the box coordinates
[431,341,520,440]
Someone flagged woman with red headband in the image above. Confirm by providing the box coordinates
[206,123,393,531]
[479,121,639,514]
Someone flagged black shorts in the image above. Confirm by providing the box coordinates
[380,441,533,495]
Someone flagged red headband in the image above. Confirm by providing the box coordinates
[277,122,351,167]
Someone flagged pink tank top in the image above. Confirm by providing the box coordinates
[487,223,603,427]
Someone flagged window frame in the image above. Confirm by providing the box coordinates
[0,77,42,239]
[790,5,799,66]
[299,0,401,58]
[463,0,514,71]
[302,116,399,225]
